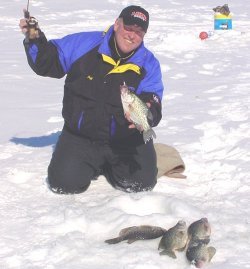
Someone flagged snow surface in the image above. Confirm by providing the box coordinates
[0,0,250,268]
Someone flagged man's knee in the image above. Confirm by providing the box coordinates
[47,179,90,194]
[47,166,91,194]
[109,175,157,193]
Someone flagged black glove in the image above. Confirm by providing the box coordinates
[26,16,40,39]
[139,92,162,127]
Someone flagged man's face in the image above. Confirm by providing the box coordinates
[114,18,145,54]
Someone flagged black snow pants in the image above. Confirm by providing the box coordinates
[47,127,157,194]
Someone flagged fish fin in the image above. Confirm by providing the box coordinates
[200,237,210,245]
[177,245,186,252]
[143,128,156,143]
[159,250,177,259]
[158,241,163,250]
[202,236,210,245]
[207,246,216,261]
[119,226,136,236]
[127,239,137,244]
[105,237,123,244]
[190,237,210,246]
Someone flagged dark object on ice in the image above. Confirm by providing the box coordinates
[158,220,188,258]
[105,225,166,244]
[213,4,230,16]
[187,218,211,245]
[186,241,216,268]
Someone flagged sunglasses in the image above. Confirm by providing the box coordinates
[123,24,145,38]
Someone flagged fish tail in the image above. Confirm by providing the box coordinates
[105,237,123,244]
[143,128,156,143]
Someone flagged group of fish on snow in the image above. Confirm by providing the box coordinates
[105,218,216,268]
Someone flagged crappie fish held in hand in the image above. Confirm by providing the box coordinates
[120,83,156,143]
[105,225,166,244]
[186,241,216,268]
[188,218,211,245]
[158,220,188,258]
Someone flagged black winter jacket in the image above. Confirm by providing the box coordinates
[24,26,164,146]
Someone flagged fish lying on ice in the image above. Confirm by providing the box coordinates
[105,225,166,244]
[186,241,216,268]
[187,218,211,245]
[158,220,188,258]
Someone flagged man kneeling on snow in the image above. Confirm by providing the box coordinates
[19,5,164,194]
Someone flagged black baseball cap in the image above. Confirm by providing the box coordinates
[119,5,149,33]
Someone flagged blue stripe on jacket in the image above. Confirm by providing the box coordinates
[29,25,164,99]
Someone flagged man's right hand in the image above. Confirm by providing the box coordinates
[19,17,40,39]
[19,10,40,39]
[19,18,29,35]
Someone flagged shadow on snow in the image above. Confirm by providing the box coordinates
[10,131,61,148]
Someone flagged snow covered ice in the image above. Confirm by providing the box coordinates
[0,0,250,268]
